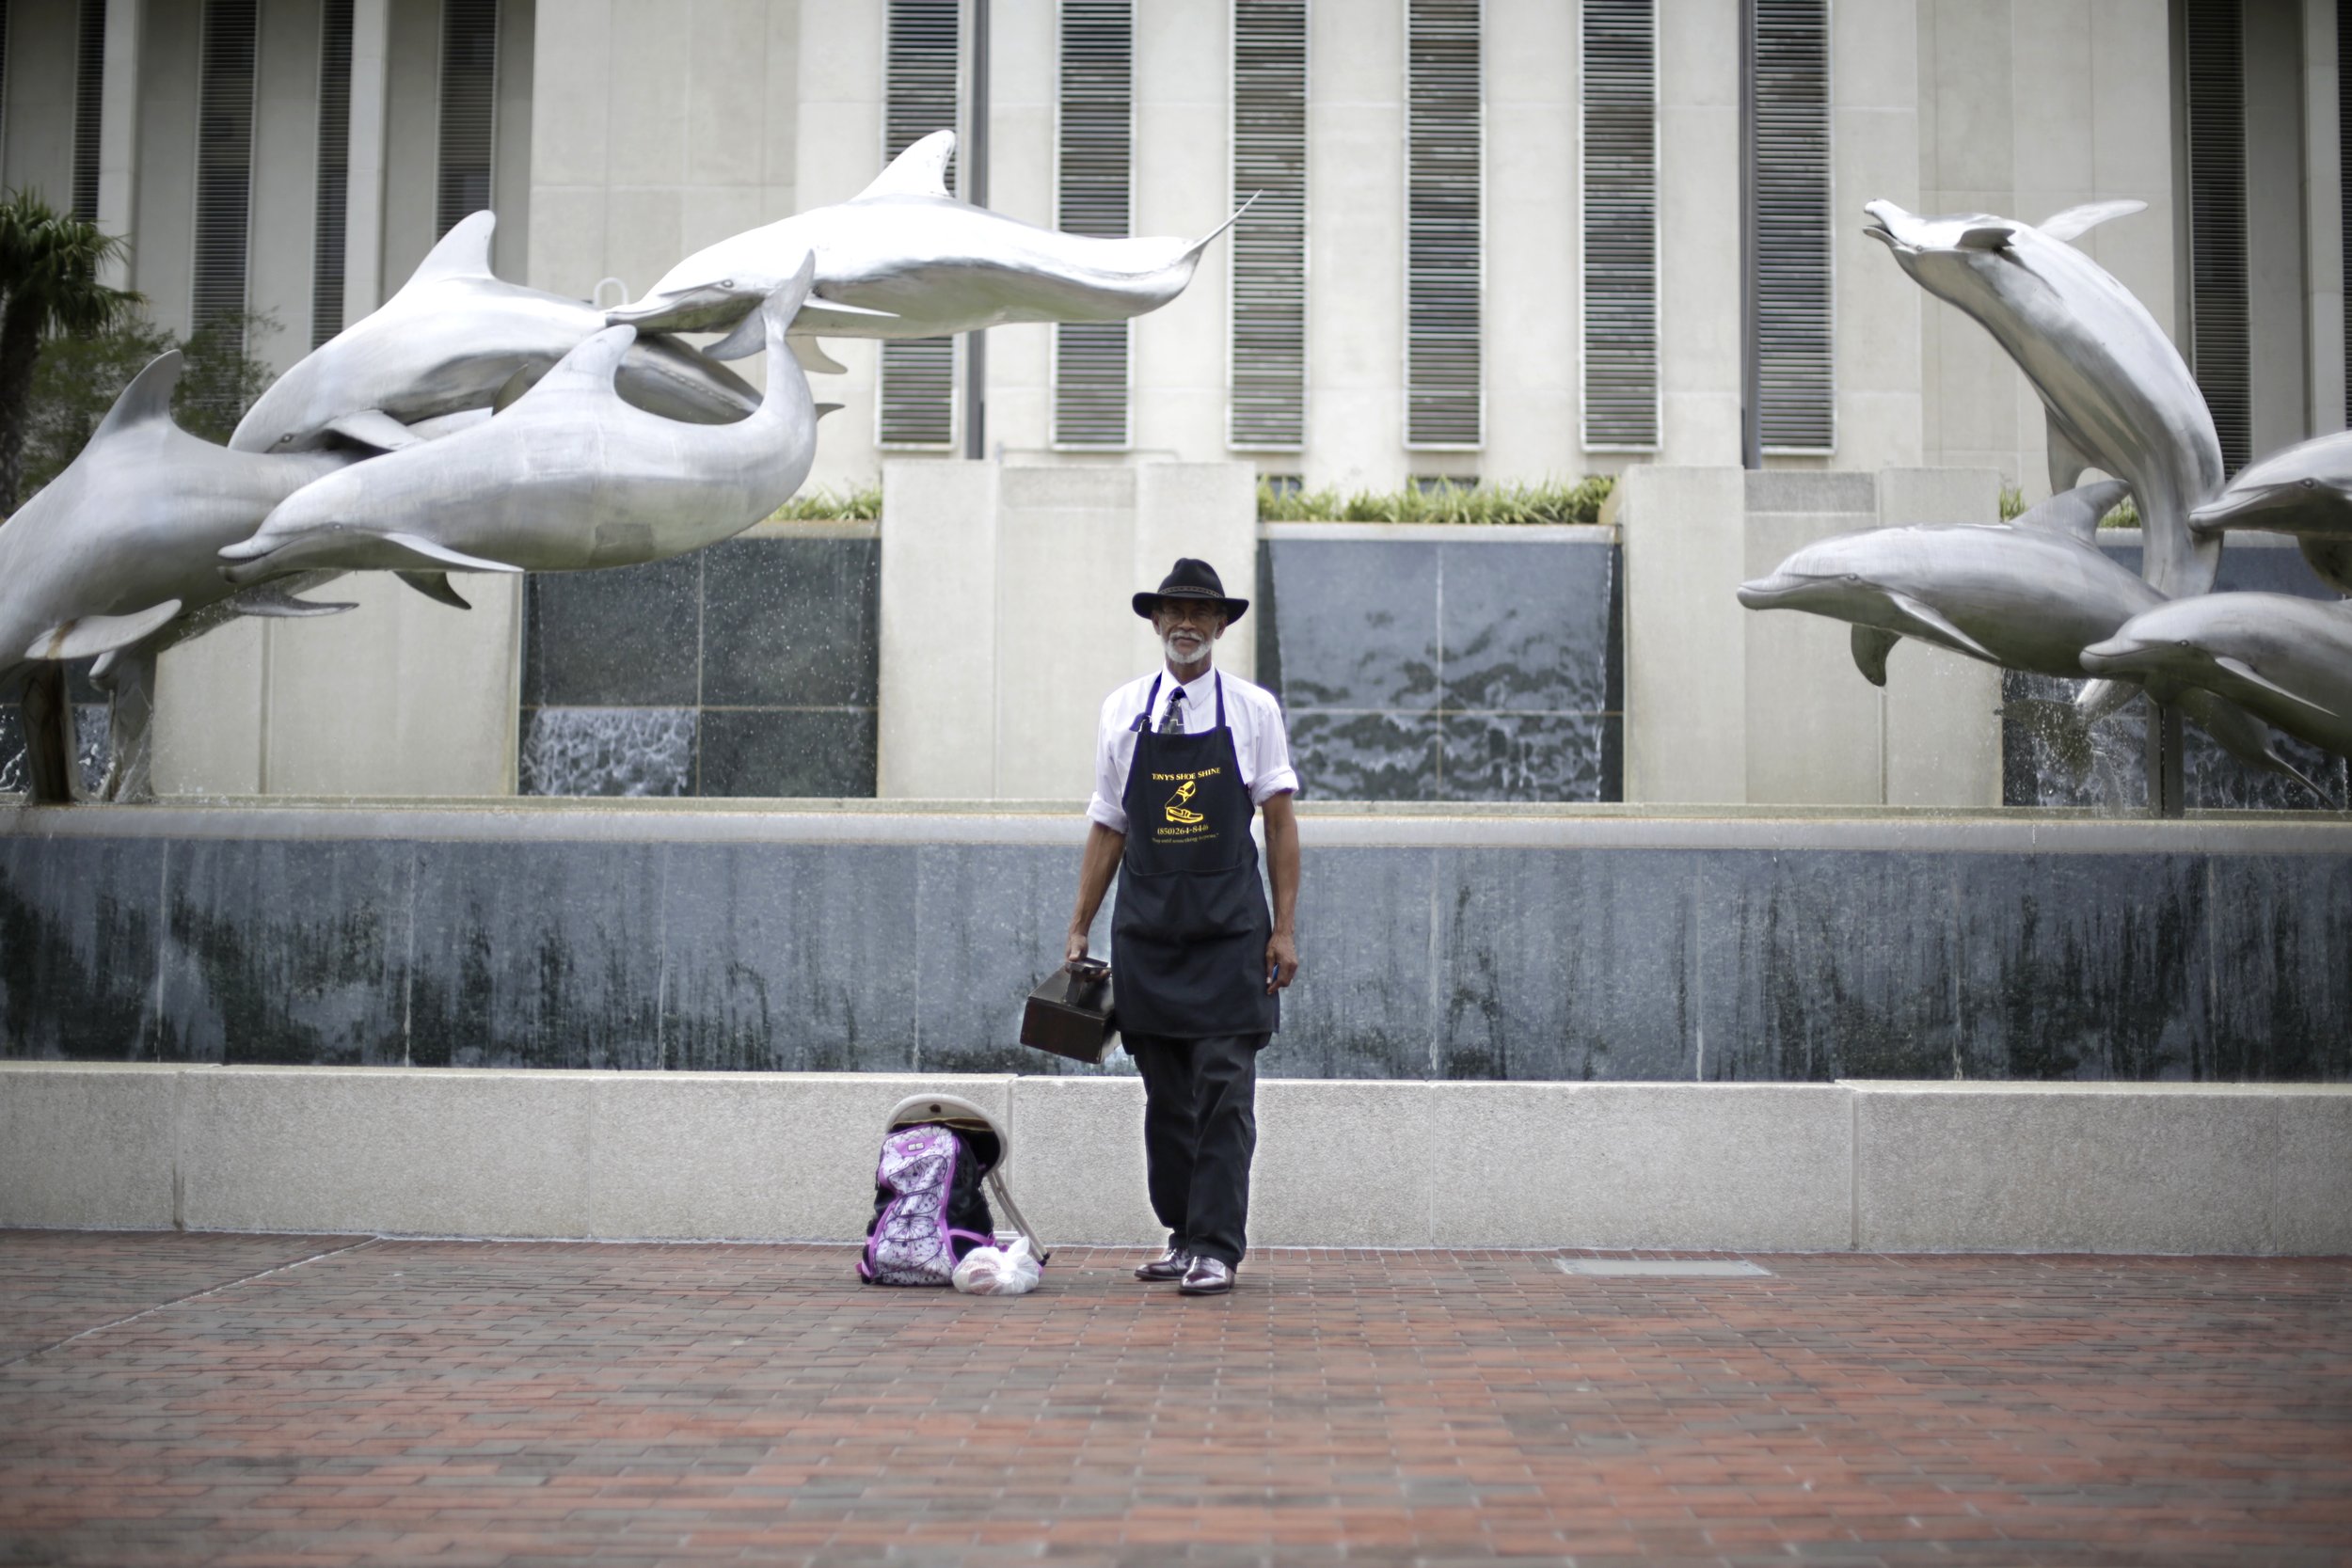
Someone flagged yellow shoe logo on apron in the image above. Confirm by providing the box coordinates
[1164,778,1207,826]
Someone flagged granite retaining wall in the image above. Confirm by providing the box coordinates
[2,804,2346,1081]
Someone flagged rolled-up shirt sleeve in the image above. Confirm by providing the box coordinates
[1088,692,1133,833]
[1248,692,1299,805]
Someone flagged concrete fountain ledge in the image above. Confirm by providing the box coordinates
[3,1064,2345,1255]
[7,796,2352,853]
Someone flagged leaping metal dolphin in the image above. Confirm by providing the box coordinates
[230,211,760,454]
[221,262,822,583]
[1863,198,2224,598]
[2188,430,2352,595]
[2083,594,2352,764]
[607,130,1249,366]
[1735,483,2322,794]
[0,352,364,798]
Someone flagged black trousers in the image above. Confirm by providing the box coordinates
[1125,1032,1268,1267]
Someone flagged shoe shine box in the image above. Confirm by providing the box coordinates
[1021,960,1118,1065]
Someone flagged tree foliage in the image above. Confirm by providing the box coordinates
[0,190,142,514]
[18,308,279,499]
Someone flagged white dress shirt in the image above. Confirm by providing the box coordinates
[1088,665,1299,833]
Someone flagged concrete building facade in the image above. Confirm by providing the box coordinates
[2,0,2344,802]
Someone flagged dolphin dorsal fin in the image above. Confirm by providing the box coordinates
[393,211,499,294]
[854,130,956,200]
[2014,479,2131,545]
[2037,198,2147,244]
[539,325,635,393]
[90,352,184,443]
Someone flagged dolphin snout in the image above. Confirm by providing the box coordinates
[2078,635,2153,673]
[2189,484,2295,537]
[607,283,759,335]
[1737,575,1796,609]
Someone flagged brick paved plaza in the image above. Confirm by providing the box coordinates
[0,1231,2346,1567]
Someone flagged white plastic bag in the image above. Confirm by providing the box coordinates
[951,1237,1041,1295]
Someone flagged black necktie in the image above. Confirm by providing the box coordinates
[1160,688,1186,734]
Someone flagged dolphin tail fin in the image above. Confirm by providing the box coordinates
[788,336,849,375]
[2037,198,2147,244]
[1180,192,1261,265]
[2044,408,2096,496]
[26,600,184,662]
[854,129,956,201]
[2014,479,2131,545]
[1851,626,1899,687]
[89,353,185,444]
[2073,677,2139,724]
[395,210,499,293]
[757,255,821,407]
[396,571,473,610]
[707,310,770,362]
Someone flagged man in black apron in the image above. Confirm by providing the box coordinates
[1065,559,1301,1296]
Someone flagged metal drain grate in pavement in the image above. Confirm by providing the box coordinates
[1556,1258,1772,1277]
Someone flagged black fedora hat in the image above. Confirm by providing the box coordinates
[1133,558,1248,624]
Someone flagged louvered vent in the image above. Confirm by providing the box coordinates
[1229,0,1307,451]
[436,0,498,236]
[1752,0,1832,453]
[72,0,106,222]
[1055,0,1134,449]
[192,0,259,346]
[878,0,961,450]
[2184,0,2250,473]
[1406,0,1481,449]
[313,0,353,348]
[1580,0,1657,451]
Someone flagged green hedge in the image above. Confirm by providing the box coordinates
[1257,475,1617,526]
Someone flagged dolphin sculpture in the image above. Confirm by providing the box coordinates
[2083,594,2352,762]
[2188,430,2352,596]
[221,262,822,584]
[0,352,365,800]
[1735,483,2322,793]
[1863,198,2224,598]
[607,130,1248,366]
[230,211,760,454]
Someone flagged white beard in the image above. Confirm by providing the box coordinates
[1163,630,1210,666]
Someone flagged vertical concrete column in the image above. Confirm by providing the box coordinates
[2304,0,2346,433]
[153,625,269,796]
[96,0,144,288]
[2081,0,2184,407]
[345,0,394,317]
[1912,0,2019,483]
[380,0,447,298]
[1740,474,1882,805]
[1829,0,1921,468]
[1134,464,1259,682]
[1484,0,1579,481]
[983,0,1057,456]
[993,467,1139,796]
[1306,0,1404,489]
[1876,467,2003,808]
[794,0,885,492]
[1656,0,1740,464]
[261,575,524,797]
[879,460,1002,798]
[1619,467,1747,803]
[251,0,327,366]
[1131,0,1231,461]
[2245,0,2313,456]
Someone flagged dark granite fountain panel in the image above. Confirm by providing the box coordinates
[2,816,2345,1080]
[517,534,880,798]
[1261,536,1620,802]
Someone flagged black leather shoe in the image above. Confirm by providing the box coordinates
[1178,1257,1234,1295]
[1134,1247,1191,1282]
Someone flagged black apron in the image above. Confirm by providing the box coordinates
[1112,673,1279,1039]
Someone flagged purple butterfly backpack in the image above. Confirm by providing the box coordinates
[858,1094,1049,1286]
